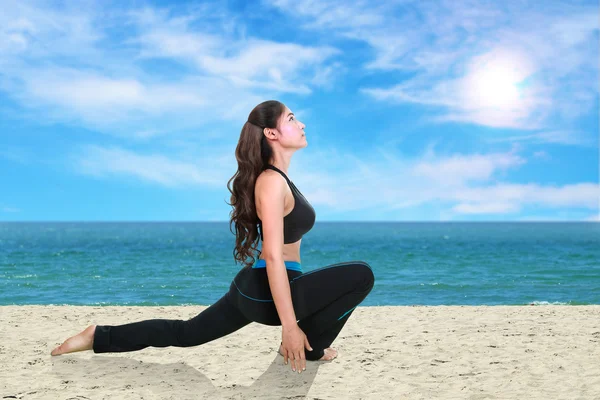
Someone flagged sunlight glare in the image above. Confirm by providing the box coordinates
[471,64,520,108]
[463,50,531,111]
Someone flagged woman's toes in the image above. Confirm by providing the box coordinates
[319,347,338,361]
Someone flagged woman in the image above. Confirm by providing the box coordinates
[51,100,375,374]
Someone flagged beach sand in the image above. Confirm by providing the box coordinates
[1,305,599,399]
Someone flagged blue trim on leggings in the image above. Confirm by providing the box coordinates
[232,259,303,302]
[289,260,371,282]
[232,279,274,302]
[338,305,357,320]
[252,258,303,272]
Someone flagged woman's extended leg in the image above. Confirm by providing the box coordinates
[92,291,251,353]
[289,261,375,361]
[49,291,252,355]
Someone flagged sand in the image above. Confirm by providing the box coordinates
[1,305,599,399]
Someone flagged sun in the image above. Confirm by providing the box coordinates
[463,50,531,110]
[470,64,520,108]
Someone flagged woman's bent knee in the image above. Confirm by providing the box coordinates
[363,263,375,290]
[351,261,375,291]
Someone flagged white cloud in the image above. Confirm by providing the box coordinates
[0,1,103,61]
[518,214,596,222]
[583,213,599,222]
[452,202,520,214]
[309,61,346,90]
[487,130,597,147]
[532,151,550,160]
[0,1,342,138]
[266,0,599,131]
[4,65,271,138]
[132,18,341,93]
[265,0,387,30]
[285,143,599,218]
[410,151,526,185]
[71,145,235,188]
[24,69,205,110]
[449,182,598,210]
[69,139,599,219]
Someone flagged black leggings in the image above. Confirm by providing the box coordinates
[92,260,375,361]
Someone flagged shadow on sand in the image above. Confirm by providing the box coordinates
[50,351,323,399]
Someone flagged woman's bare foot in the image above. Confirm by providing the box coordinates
[51,325,96,356]
[278,342,338,361]
[318,347,338,361]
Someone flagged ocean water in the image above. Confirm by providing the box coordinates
[0,222,598,306]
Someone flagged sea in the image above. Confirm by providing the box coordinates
[1,222,598,306]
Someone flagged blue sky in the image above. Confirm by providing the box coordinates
[0,0,598,222]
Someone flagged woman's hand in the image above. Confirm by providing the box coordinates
[281,324,312,373]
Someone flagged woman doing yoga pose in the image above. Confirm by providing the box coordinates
[50,100,375,374]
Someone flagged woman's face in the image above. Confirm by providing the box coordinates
[276,106,307,148]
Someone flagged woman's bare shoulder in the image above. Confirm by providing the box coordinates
[256,169,284,192]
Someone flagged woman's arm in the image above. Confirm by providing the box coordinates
[256,172,298,327]
[266,256,297,327]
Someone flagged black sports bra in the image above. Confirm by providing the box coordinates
[257,165,316,244]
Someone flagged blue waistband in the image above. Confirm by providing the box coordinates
[252,258,302,272]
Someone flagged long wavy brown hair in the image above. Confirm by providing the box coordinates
[226,100,286,269]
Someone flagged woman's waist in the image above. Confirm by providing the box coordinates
[253,258,302,272]
[232,261,302,300]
